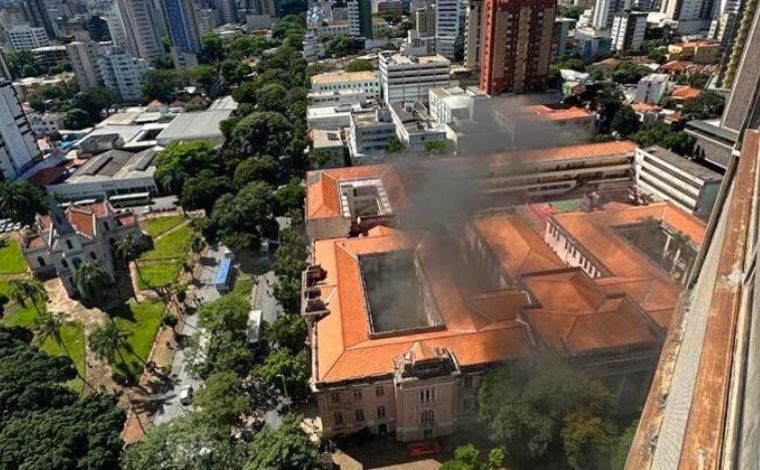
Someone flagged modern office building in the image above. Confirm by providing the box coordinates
[479,0,556,95]
[592,0,631,29]
[634,145,722,219]
[347,108,397,158]
[463,0,484,69]
[0,80,42,180]
[163,0,201,54]
[98,52,151,102]
[416,4,437,37]
[116,0,165,59]
[24,0,55,39]
[67,40,102,90]
[553,17,576,58]
[610,11,648,51]
[7,25,49,51]
[103,2,131,51]
[435,0,461,58]
[30,45,68,70]
[347,0,373,37]
[379,51,452,104]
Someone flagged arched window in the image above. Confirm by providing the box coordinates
[421,410,434,424]
[90,252,97,260]
[37,256,45,267]
[73,257,81,269]
[61,259,68,268]
[66,239,73,250]
[377,406,386,419]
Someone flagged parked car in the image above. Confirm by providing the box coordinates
[179,385,194,406]
[408,440,441,458]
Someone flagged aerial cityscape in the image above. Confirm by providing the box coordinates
[0,0,757,467]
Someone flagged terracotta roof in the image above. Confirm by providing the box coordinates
[305,165,409,221]
[658,60,693,72]
[465,140,637,167]
[548,201,707,326]
[675,39,719,48]
[631,102,661,113]
[27,162,70,187]
[312,230,536,383]
[520,103,593,121]
[24,235,46,250]
[64,201,111,236]
[473,214,564,280]
[671,85,702,99]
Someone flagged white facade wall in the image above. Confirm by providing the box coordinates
[610,12,647,51]
[435,0,461,58]
[379,53,453,104]
[67,41,101,90]
[98,53,150,102]
[0,81,41,180]
[7,25,49,51]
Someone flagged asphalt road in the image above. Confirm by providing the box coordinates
[153,245,226,424]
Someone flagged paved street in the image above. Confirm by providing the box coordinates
[254,270,282,323]
[153,245,226,424]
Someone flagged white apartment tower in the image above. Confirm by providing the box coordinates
[67,40,101,90]
[610,11,647,50]
[592,0,631,29]
[435,0,461,58]
[98,52,151,102]
[116,0,164,59]
[7,25,49,51]
[0,80,41,180]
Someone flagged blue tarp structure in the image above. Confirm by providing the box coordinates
[215,258,233,291]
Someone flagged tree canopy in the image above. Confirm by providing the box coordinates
[0,180,48,225]
[0,325,124,469]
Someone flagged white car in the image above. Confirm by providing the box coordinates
[179,385,194,406]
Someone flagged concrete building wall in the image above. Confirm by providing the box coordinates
[0,80,41,180]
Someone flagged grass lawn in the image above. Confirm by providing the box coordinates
[108,299,167,377]
[1,304,85,392]
[550,199,583,212]
[0,238,27,274]
[140,224,192,261]
[136,261,182,290]
[140,215,186,238]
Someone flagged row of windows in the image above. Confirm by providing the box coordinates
[333,406,387,426]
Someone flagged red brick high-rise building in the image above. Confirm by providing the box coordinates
[479,0,556,95]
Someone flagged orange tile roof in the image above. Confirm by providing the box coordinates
[671,85,702,99]
[305,164,409,220]
[520,103,593,121]
[465,140,637,167]
[474,214,564,280]
[676,39,719,48]
[25,235,46,250]
[631,102,660,113]
[548,201,706,326]
[312,230,536,383]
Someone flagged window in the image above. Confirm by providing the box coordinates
[331,393,340,404]
[376,386,384,397]
[421,410,434,423]
[66,240,73,250]
[61,259,68,268]
[355,409,364,422]
[73,258,81,269]
[420,388,434,404]
[90,252,97,260]
[333,412,343,425]
[37,256,45,267]
[377,405,386,419]
[464,376,473,389]
[353,388,362,400]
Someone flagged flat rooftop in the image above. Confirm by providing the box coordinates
[640,145,722,181]
[311,71,377,84]
[59,148,157,184]
[380,52,451,66]
[156,110,232,144]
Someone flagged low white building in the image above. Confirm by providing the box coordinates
[155,109,233,145]
[634,145,722,219]
[47,148,159,200]
[389,101,447,151]
[347,108,397,159]
[307,103,356,129]
[308,89,370,106]
[311,70,381,97]
[302,31,326,62]
[379,51,453,104]
[28,112,64,136]
[634,73,671,104]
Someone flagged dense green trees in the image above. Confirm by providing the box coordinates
[155,140,220,194]
[271,223,308,313]
[345,58,374,72]
[440,444,505,470]
[245,413,319,469]
[631,122,696,155]
[193,371,250,427]
[207,182,278,250]
[0,325,124,469]
[478,353,621,469]
[63,108,93,130]
[253,349,311,401]
[611,105,640,136]
[0,180,48,225]
[74,260,112,302]
[681,90,725,120]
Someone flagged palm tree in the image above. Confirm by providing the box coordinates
[8,278,46,314]
[89,321,131,369]
[73,260,111,304]
[113,233,144,282]
[34,310,95,392]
